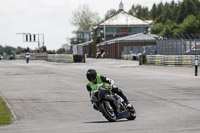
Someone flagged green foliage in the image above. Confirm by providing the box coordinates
[179,15,200,34]
[104,9,118,20]
[0,97,11,124]
[0,45,3,55]
[91,36,98,57]
[128,4,150,19]
[151,23,164,35]
[151,3,157,19]
[127,0,200,36]
[47,50,56,54]
[0,45,31,56]
[3,46,16,55]
[148,0,200,36]
[16,46,24,54]
[56,48,66,54]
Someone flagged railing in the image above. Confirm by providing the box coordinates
[156,34,200,55]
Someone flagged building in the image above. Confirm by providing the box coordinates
[70,30,92,45]
[94,2,150,43]
[74,2,156,59]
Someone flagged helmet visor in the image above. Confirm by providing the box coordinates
[87,74,96,81]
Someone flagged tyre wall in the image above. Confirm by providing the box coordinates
[144,55,200,66]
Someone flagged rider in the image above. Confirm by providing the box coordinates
[25,52,30,59]
[86,69,132,107]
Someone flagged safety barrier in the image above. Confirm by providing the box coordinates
[121,54,134,60]
[19,53,47,60]
[145,55,200,66]
[47,54,74,63]
[16,53,86,63]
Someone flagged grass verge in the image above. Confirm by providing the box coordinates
[0,97,11,124]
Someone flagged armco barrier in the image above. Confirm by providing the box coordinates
[144,55,200,66]
[47,54,74,63]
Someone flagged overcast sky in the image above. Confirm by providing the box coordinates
[0,0,179,50]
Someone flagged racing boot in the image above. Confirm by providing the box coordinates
[112,86,133,109]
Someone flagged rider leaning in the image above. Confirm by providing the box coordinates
[86,69,132,107]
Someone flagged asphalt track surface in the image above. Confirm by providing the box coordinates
[0,59,200,133]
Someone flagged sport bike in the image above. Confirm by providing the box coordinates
[90,84,136,122]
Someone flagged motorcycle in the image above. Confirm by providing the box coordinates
[96,51,105,59]
[90,84,136,122]
[25,52,30,63]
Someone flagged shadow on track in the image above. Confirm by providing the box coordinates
[84,119,128,124]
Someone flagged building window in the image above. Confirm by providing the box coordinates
[132,27,146,34]
[116,28,120,35]
[106,27,116,35]
[97,29,101,36]
[77,32,84,38]
[128,28,132,35]
[84,32,90,39]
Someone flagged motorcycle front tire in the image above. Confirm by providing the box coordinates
[99,103,116,122]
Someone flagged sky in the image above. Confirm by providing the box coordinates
[0,0,180,50]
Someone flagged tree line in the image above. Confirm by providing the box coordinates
[127,0,200,37]
[0,45,70,56]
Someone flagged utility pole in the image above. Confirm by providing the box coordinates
[195,41,198,76]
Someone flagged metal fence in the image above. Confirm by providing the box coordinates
[122,45,156,55]
[156,34,200,55]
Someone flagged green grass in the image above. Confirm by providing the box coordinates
[0,97,11,124]
[2,55,11,60]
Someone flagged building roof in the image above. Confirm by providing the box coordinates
[77,40,93,46]
[99,11,149,26]
[97,33,156,46]
[144,20,154,25]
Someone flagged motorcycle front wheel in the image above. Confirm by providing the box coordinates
[99,102,116,122]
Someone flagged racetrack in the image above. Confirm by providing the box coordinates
[0,59,200,133]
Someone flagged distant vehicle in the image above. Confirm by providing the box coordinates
[0,55,2,60]
[25,52,30,63]
[96,51,105,58]
[9,55,14,60]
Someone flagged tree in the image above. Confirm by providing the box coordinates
[151,22,164,35]
[128,4,150,20]
[104,9,117,20]
[47,50,56,54]
[57,48,66,54]
[91,36,98,57]
[16,46,24,54]
[157,2,163,17]
[71,4,101,31]
[0,45,3,55]
[160,20,176,36]
[179,15,200,34]
[3,46,16,55]
[151,3,157,19]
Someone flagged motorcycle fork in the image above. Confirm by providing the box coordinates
[103,95,118,114]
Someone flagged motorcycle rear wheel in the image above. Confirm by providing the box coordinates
[99,103,116,122]
[127,106,136,120]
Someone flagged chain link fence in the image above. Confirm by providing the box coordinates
[156,34,200,55]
